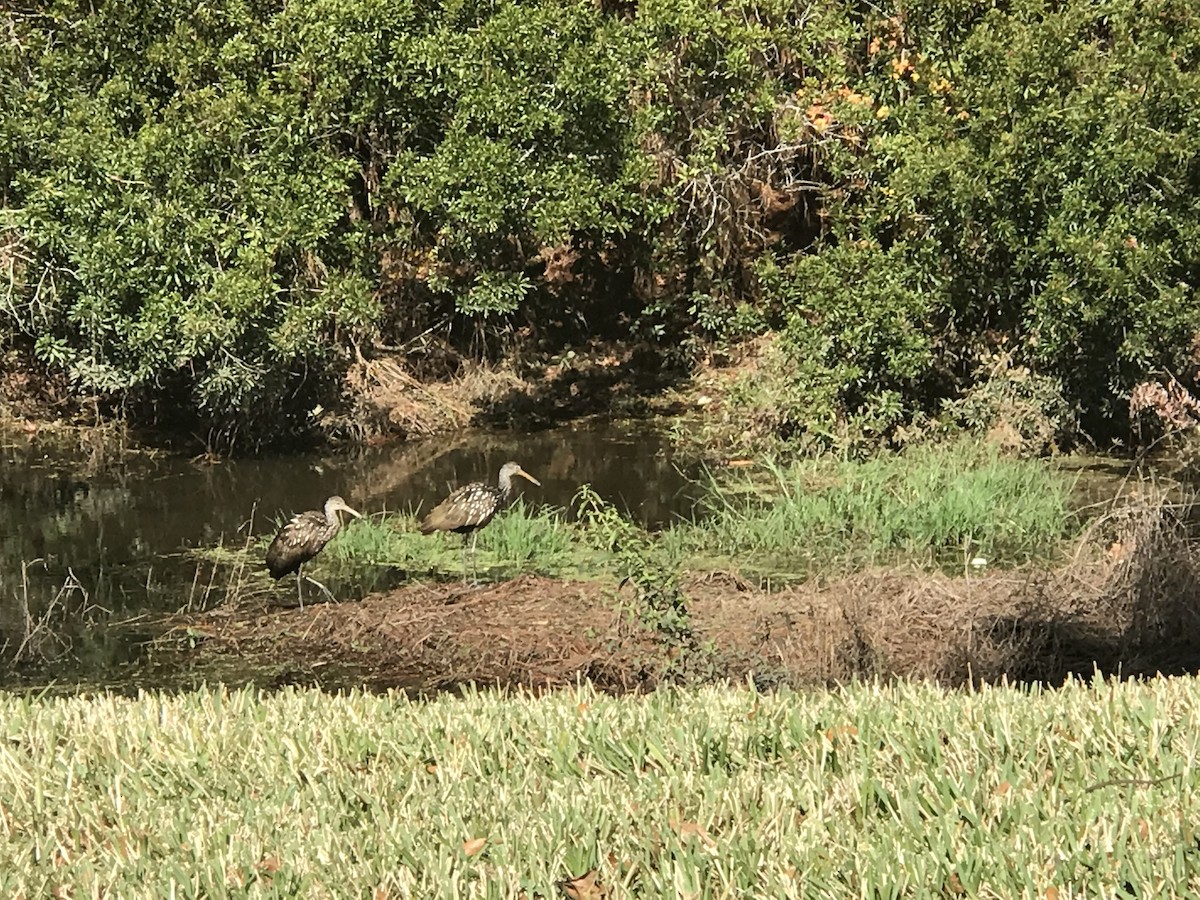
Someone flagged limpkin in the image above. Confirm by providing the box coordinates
[419,461,542,582]
[265,495,363,608]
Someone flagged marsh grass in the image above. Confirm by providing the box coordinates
[323,500,583,579]
[191,442,1083,599]
[665,441,1077,578]
[2,677,1198,896]
[188,502,587,605]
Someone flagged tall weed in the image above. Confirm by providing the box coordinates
[667,441,1075,576]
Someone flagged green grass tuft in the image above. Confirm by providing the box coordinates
[664,440,1077,577]
[325,500,582,579]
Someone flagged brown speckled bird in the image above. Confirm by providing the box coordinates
[419,461,541,582]
[265,495,363,608]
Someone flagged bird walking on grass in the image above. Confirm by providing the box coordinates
[265,495,363,609]
[419,461,541,583]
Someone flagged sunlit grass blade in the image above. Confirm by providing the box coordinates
[1,676,1197,896]
[664,440,1077,577]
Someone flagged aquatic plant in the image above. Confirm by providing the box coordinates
[664,440,1077,577]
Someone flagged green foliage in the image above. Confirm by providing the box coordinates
[2,0,652,442]
[778,0,1200,440]
[3,677,1200,895]
[940,352,1077,455]
[754,244,942,443]
[319,501,579,580]
[4,0,1200,444]
[666,440,1076,578]
[574,485,692,649]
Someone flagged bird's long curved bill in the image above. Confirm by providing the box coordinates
[342,505,364,519]
[515,468,541,487]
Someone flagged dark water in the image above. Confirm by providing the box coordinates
[2,423,1170,692]
[0,420,704,687]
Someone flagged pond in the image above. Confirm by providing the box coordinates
[1,422,1178,693]
[0,420,706,689]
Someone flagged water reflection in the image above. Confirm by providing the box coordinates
[0,421,703,629]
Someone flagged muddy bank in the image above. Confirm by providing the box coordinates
[168,502,1200,692]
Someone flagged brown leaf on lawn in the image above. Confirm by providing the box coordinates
[561,869,607,900]
[670,818,716,848]
[462,837,487,857]
[373,889,390,900]
[258,855,282,875]
[1044,887,1060,900]
[946,872,965,895]
[824,725,859,741]
[994,780,1012,796]
[1138,818,1150,840]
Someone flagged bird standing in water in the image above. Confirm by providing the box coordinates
[265,495,363,608]
[419,461,541,582]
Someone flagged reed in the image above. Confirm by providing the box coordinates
[665,441,1076,577]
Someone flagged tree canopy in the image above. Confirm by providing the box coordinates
[4,0,1199,447]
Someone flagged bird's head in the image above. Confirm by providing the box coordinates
[325,496,364,520]
[499,461,541,489]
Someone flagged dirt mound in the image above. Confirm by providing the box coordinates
[171,496,1200,692]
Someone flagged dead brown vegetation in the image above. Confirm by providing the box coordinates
[339,341,691,442]
[170,491,1200,693]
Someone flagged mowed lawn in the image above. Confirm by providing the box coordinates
[1,677,1198,898]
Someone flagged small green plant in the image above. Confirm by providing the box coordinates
[478,499,574,570]
[665,440,1077,578]
[574,485,711,682]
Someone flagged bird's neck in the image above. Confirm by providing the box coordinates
[497,471,513,497]
[322,501,341,525]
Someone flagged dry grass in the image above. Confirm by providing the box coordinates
[342,354,490,439]
[169,489,1200,693]
[761,485,1200,687]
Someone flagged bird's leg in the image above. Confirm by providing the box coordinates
[296,568,304,611]
[460,533,469,585]
[470,530,480,585]
[302,575,337,605]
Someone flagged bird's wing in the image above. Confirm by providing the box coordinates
[420,482,499,533]
[265,511,330,577]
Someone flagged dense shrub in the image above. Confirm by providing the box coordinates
[2,0,1199,446]
[780,0,1200,442]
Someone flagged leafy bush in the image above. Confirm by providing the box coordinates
[3,0,1199,446]
[2,0,654,442]
[769,0,1200,443]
